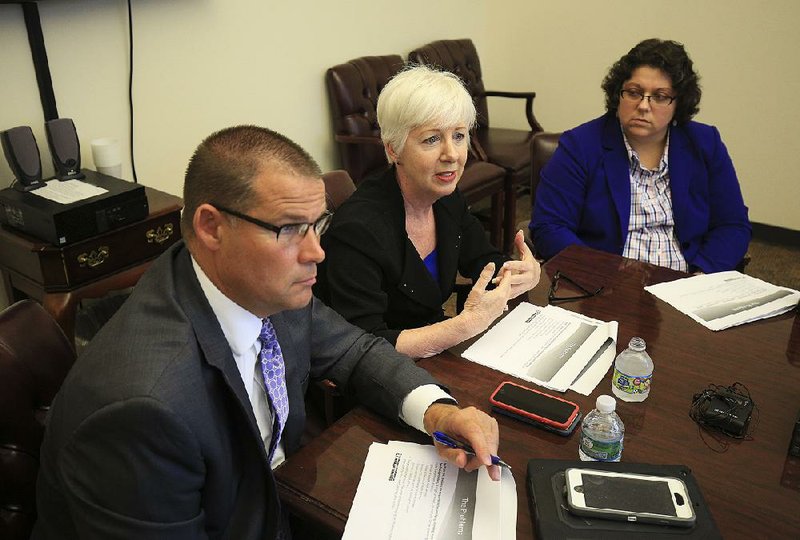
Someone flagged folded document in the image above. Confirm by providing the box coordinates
[645,271,800,331]
[462,303,618,395]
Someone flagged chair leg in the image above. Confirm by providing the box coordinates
[503,175,516,254]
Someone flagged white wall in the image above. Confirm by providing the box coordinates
[1,0,798,310]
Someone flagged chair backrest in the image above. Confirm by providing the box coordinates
[530,132,561,199]
[322,169,356,211]
[325,55,404,183]
[408,39,490,129]
[0,300,76,540]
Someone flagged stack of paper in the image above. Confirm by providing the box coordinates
[462,303,618,395]
[644,272,800,331]
[343,441,516,540]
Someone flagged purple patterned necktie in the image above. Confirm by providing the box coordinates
[258,318,289,462]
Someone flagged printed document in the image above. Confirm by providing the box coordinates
[462,302,618,394]
[343,441,516,540]
[645,272,800,331]
[30,178,107,204]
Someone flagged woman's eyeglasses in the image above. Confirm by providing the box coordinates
[620,89,676,107]
[548,271,604,304]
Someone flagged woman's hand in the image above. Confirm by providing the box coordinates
[460,262,512,334]
[495,230,541,299]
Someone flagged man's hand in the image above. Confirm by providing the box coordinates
[494,230,541,299]
[423,403,501,481]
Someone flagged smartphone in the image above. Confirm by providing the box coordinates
[565,468,696,527]
[489,381,580,435]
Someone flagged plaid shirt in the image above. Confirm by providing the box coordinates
[621,131,688,271]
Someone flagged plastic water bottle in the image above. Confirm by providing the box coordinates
[578,395,624,462]
[612,337,653,402]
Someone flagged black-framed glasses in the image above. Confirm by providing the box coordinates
[620,89,676,107]
[212,203,333,245]
[548,270,604,304]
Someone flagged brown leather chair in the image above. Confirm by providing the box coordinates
[408,38,544,251]
[518,132,561,254]
[0,300,76,540]
[321,169,356,212]
[530,132,561,205]
[326,55,508,247]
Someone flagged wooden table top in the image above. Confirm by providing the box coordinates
[276,245,800,538]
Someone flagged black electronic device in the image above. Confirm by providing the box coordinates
[490,381,580,435]
[1,125,45,192]
[690,383,755,438]
[0,169,148,245]
[45,118,85,180]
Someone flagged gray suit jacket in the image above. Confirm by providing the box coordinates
[33,241,441,539]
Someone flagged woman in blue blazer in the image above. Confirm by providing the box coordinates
[530,39,750,273]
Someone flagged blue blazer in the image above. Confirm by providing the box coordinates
[530,113,751,272]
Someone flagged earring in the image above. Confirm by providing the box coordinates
[672,119,677,126]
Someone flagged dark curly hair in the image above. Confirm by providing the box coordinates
[601,39,701,125]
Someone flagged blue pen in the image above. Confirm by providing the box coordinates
[432,431,511,469]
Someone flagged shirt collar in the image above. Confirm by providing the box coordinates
[190,256,262,356]
[621,122,670,174]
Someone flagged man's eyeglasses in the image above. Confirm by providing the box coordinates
[548,271,604,304]
[620,89,676,107]
[212,203,333,245]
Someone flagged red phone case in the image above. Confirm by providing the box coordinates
[489,381,580,430]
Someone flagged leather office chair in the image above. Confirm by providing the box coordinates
[321,169,356,212]
[408,38,544,252]
[530,132,561,206]
[517,132,561,255]
[0,300,76,540]
[326,55,508,247]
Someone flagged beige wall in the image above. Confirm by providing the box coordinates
[1,0,798,309]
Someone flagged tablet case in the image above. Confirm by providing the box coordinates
[527,459,721,539]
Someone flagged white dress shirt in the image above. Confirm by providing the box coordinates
[190,257,452,469]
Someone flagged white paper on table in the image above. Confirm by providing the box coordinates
[343,441,516,540]
[462,302,618,394]
[644,271,800,331]
[30,178,107,204]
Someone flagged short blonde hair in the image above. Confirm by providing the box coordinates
[377,65,476,162]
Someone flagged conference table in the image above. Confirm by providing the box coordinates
[275,245,800,538]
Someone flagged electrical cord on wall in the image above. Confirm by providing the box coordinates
[127,0,138,183]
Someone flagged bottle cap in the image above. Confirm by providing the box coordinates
[628,337,646,351]
[596,394,616,413]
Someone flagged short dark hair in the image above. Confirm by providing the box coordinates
[601,39,701,125]
[181,125,321,238]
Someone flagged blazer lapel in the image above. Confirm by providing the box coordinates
[667,126,693,231]
[434,199,460,299]
[602,116,633,240]
[173,247,270,464]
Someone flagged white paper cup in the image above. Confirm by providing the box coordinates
[91,137,122,177]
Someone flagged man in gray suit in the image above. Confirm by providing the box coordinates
[33,126,501,539]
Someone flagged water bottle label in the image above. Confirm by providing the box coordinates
[579,433,623,461]
[613,368,652,395]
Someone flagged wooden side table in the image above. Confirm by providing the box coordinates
[0,187,183,347]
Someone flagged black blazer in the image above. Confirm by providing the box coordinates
[33,242,441,539]
[316,167,508,345]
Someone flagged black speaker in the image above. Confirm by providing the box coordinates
[45,117,85,180]
[1,125,45,192]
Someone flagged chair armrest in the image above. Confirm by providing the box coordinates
[482,90,542,131]
[334,134,385,146]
